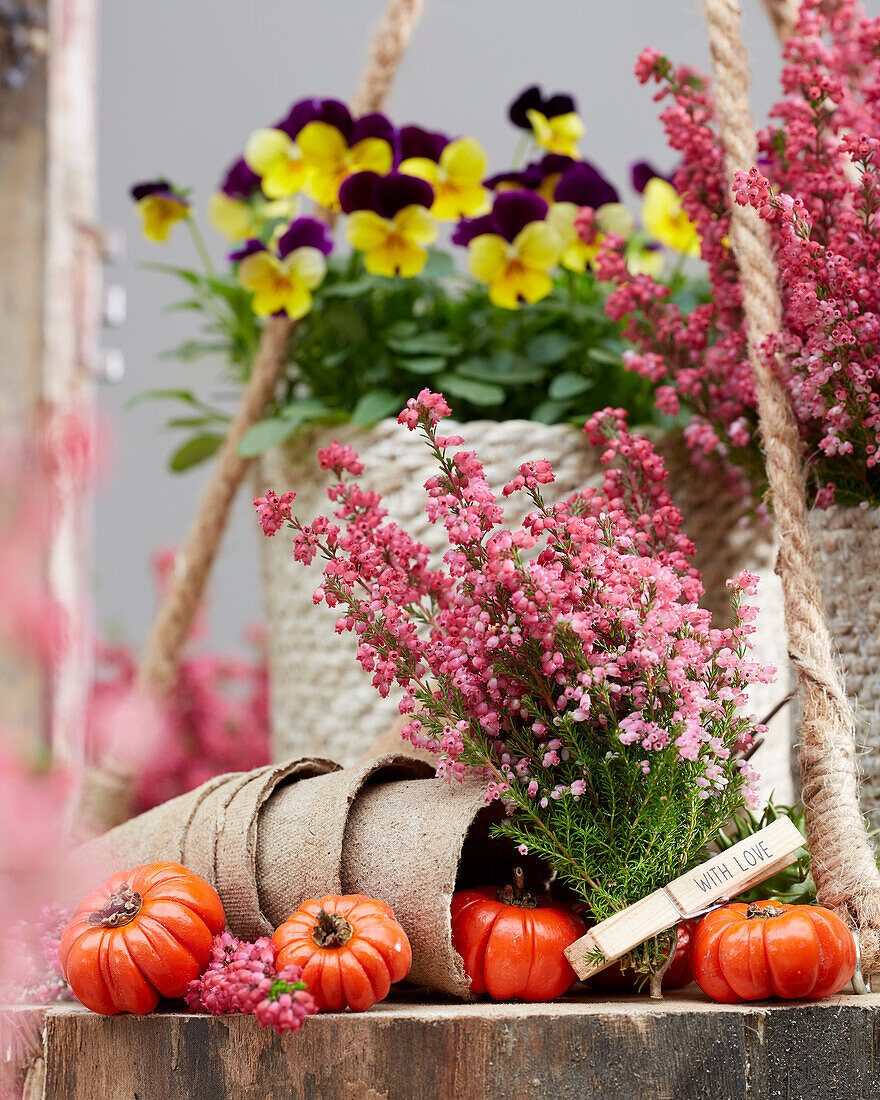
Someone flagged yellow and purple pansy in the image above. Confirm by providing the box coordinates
[508,86,585,159]
[340,170,438,277]
[630,160,673,195]
[273,98,394,210]
[231,216,333,320]
[547,162,624,272]
[641,176,700,257]
[207,157,298,242]
[130,179,190,242]
[397,125,489,220]
[453,190,563,309]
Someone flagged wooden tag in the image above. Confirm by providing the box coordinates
[564,816,805,981]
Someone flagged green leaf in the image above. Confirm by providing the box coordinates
[587,347,624,367]
[435,373,505,406]
[169,434,224,472]
[386,320,419,340]
[322,303,369,342]
[531,399,569,424]
[167,415,228,429]
[320,277,377,299]
[126,388,200,409]
[387,332,463,357]
[351,390,402,426]
[279,397,333,422]
[525,332,579,365]
[422,249,455,278]
[548,373,593,400]
[159,340,230,362]
[237,418,299,458]
[162,298,204,314]
[456,357,545,386]
[395,355,448,375]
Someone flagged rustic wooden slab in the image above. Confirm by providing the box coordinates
[4,990,880,1100]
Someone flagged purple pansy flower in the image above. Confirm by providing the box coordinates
[453,190,548,246]
[630,160,673,195]
[555,162,620,207]
[277,216,334,259]
[339,170,434,218]
[508,86,578,130]
[220,158,261,200]
[273,98,393,147]
[485,155,575,193]
[396,124,449,164]
[130,179,183,203]
[227,238,266,263]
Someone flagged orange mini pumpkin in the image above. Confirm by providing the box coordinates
[273,894,411,1012]
[58,861,225,1015]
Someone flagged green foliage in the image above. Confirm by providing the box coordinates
[710,799,816,905]
[142,250,682,471]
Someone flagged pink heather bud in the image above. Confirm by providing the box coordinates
[316,440,364,477]
[574,206,598,245]
[254,490,295,537]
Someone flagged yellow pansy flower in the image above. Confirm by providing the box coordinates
[347,206,438,277]
[244,128,310,199]
[546,201,633,273]
[130,180,190,243]
[400,137,490,220]
[234,217,332,319]
[297,120,393,209]
[468,217,563,309]
[525,109,585,159]
[207,192,299,242]
[237,248,326,319]
[642,177,700,256]
[341,171,438,277]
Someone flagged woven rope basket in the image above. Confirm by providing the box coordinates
[255,418,789,778]
[810,505,880,831]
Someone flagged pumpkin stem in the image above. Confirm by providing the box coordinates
[87,882,143,928]
[496,866,538,909]
[312,908,354,949]
[745,902,787,920]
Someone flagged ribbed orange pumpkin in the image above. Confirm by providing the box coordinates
[273,894,411,1012]
[58,862,225,1015]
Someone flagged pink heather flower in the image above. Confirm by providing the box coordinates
[254,490,295,536]
[317,440,364,477]
[607,6,880,509]
[279,395,770,917]
[253,970,318,1035]
[398,389,452,431]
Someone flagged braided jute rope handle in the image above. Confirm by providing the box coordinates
[703,0,880,973]
[760,0,800,44]
[76,0,426,835]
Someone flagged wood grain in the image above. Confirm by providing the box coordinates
[5,992,880,1100]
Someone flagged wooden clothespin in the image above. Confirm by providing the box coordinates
[565,816,805,980]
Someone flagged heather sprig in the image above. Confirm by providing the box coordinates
[185,932,317,1036]
[258,391,772,968]
[601,0,880,509]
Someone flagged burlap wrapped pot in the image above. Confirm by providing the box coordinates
[810,505,880,831]
[256,418,788,784]
[66,756,542,999]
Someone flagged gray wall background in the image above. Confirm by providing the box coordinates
[95,0,813,651]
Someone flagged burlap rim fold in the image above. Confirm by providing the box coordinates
[256,752,434,930]
[214,758,341,939]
